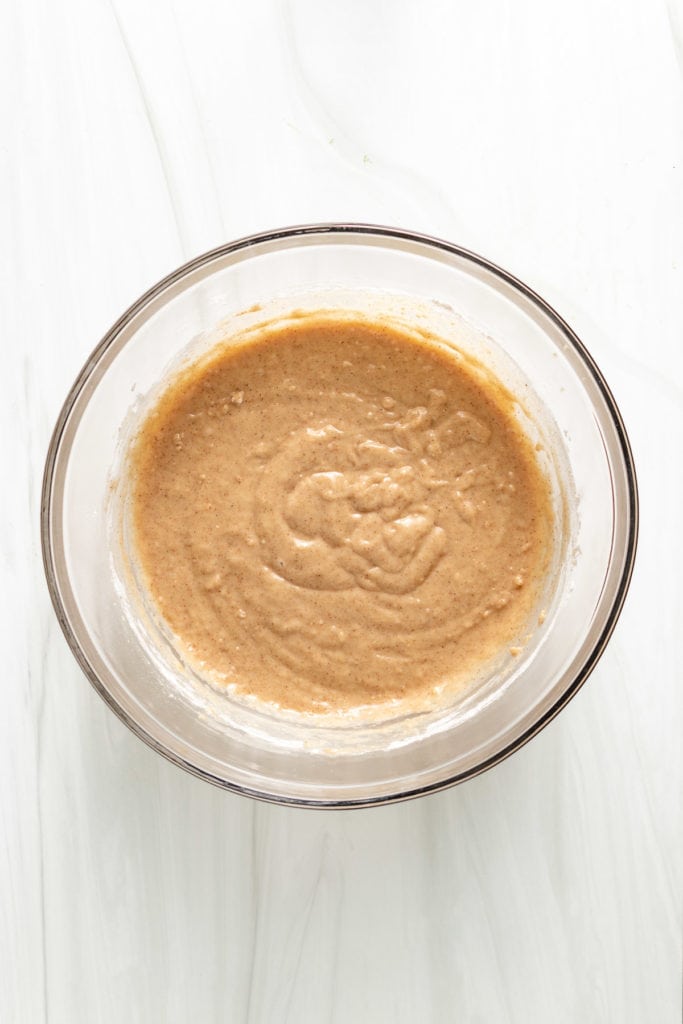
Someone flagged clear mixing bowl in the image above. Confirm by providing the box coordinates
[41,225,638,807]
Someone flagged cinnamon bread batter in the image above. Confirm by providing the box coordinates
[130,313,553,713]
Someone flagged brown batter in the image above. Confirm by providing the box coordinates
[130,313,553,713]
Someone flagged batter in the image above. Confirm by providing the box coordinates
[130,313,553,713]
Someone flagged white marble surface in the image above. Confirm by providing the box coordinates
[1,0,681,1020]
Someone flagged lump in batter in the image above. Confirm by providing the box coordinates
[130,313,553,713]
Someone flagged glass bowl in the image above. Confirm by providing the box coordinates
[41,225,638,807]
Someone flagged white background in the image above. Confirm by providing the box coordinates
[1,1,682,1021]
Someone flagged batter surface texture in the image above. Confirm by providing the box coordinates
[130,313,553,713]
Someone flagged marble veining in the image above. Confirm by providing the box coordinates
[1,0,681,1021]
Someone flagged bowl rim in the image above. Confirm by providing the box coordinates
[41,222,639,808]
